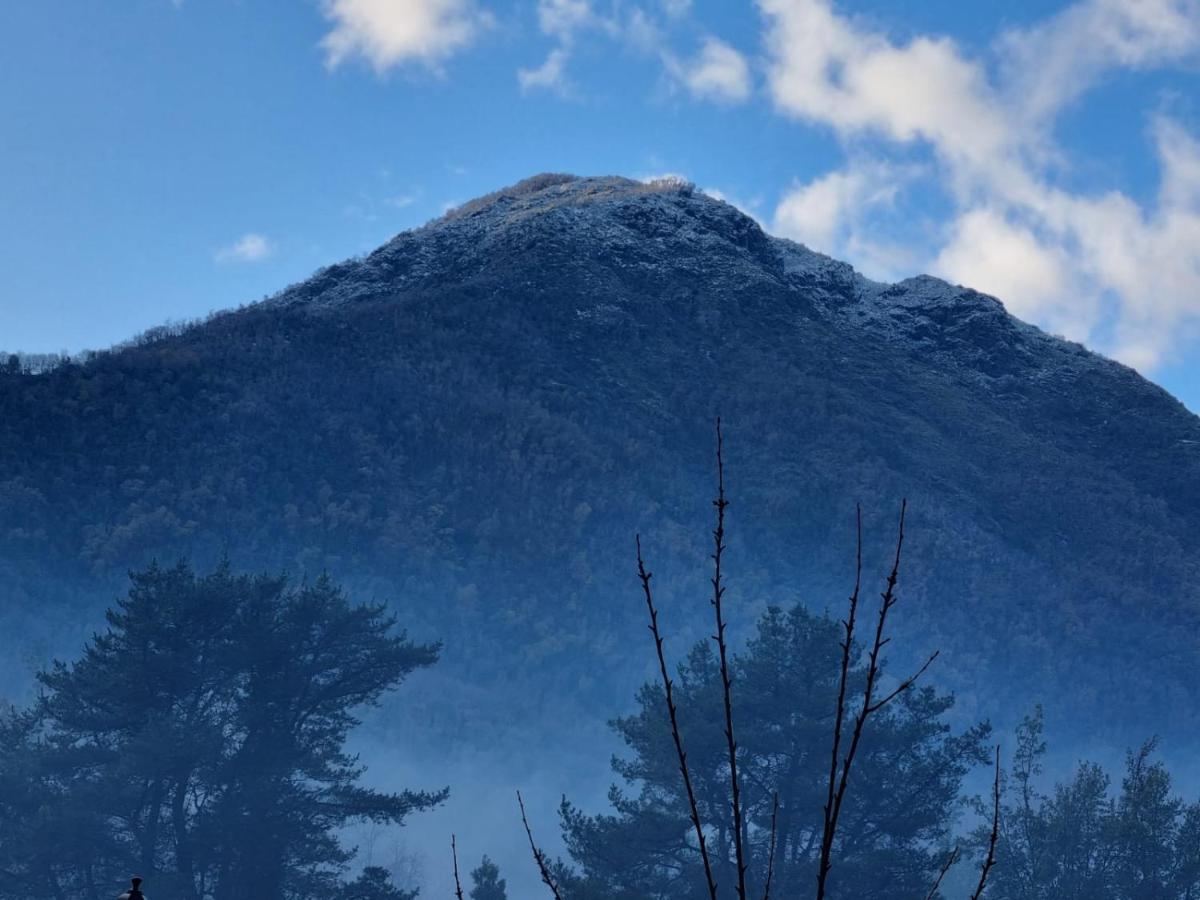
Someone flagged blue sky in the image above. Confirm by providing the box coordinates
[1,0,1198,410]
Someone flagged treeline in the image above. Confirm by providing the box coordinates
[2,423,1198,899]
[981,708,1200,900]
[1,558,1196,899]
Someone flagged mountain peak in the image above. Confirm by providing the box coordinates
[270,172,778,312]
[437,172,705,222]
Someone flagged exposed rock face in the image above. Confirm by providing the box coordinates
[2,174,1198,747]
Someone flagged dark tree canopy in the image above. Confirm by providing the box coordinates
[470,855,508,900]
[557,604,990,900]
[982,708,1200,900]
[0,562,444,900]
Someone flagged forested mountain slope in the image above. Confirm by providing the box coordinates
[2,174,1198,749]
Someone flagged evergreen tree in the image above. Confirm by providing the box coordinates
[469,855,507,900]
[558,604,990,900]
[0,562,445,900]
[342,866,418,900]
[982,711,1200,900]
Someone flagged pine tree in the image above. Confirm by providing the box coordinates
[559,604,990,900]
[0,562,446,900]
[470,855,508,900]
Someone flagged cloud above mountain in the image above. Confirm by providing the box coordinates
[759,0,1200,368]
[320,0,492,71]
[215,233,273,264]
[310,0,1199,371]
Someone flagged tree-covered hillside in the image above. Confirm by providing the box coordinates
[1,174,1198,750]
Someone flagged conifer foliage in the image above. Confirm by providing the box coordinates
[0,562,444,900]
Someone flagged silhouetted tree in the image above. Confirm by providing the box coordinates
[982,709,1200,900]
[0,562,445,900]
[559,604,989,899]
[470,855,508,900]
[342,866,418,900]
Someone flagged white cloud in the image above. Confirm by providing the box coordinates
[933,208,1085,337]
[671,37,751,103]
[759,0,1200,370]
[320,0,490,72]
[774,161,923,280]
[998,0,1200,126]
[518,47,571,93]
[775,162,905,251]
[661,0,691,17]
[536,0,597,42]
[216,234,273,264]
[758,0,1011,170]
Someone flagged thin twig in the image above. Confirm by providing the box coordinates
[711,418,747,900]
[817,500,938,900]
[637,536,720,900]
[969,746,1001,900]
[865,649,940,715]
[518,790,564,900]
[819,505,863,900]
[923,845,960,900]
[451,834,465,900]
[762,793,779,900]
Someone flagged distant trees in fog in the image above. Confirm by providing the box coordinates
[980,707,1200,900]
[0,563,441,900]
[469,855,508,900]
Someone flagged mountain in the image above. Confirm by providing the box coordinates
[2,173,1199,755]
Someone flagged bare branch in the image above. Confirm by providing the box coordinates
[969,746,1001,900]
[711,417,747,900]
[818,504,862,900]
[864,650,940,715]
[762,793,779,900]
[636,537,720,900]
[923,845,960,900]
[518,790,564,900]
[818,500,938,900]
[451,834,465,900]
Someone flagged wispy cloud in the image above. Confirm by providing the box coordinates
[518,47,571,94]
[320,0,492,72]
[759,0,1200,369]
[215,233,273,264]
[667,37,751,103]
[519,0,667,93]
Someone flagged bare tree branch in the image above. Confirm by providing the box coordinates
[864,650,940,715]
[636,536,720,900]
[819,504,863,900]
[518,790,564,900]
[762,793,779,900]
[711,418,747,900]
[451,834,465,900]
[969,746,1002,900]
[923,845,960,900]
[818,500,939,900]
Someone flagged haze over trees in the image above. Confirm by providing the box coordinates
[980,708,1200,900]
[0,563,442,900]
